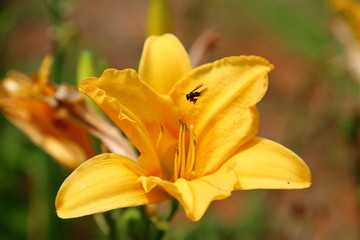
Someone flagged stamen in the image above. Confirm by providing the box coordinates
[155,125,164,153]
[185,131,196,179]
[173,120,197,181]
[173,148,179,181]
[180,122,187,178]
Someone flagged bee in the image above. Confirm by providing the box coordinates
[186,84,205,104]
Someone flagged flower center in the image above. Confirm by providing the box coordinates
[173,120,196,181]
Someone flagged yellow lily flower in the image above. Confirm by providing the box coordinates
[56,34,311,221]
[0,57,95,170]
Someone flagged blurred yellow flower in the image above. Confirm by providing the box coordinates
[330,0,360,83]
[330,0,360,42]
[56,34,311,221]
[0,57,95,170]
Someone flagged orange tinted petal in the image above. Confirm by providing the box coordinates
[80,69,179,176]
[0,98,94,170]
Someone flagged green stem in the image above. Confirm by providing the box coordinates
[150,199,179,240]
[43,0,64,84]
[104,211,118,240]
[165,199,179,222]
[93,213,110,236]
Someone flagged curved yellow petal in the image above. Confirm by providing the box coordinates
[80,69,179,177]
[138,34,192,94]
[170,56,273,176]
[225,137,311,190]
[56,153,168,219]
[139,166,238,222]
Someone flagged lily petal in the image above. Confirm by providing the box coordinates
[0,98,94,170]
[138,34,192,94]
[80,69,179,176]
[37,55,53,88]
[139,165,238,222]
[225,137,311,190]
[56,153,168,219]
[170,56,273,176]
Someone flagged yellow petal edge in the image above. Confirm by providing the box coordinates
[227,137,311,190]
[56,153,168,219]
